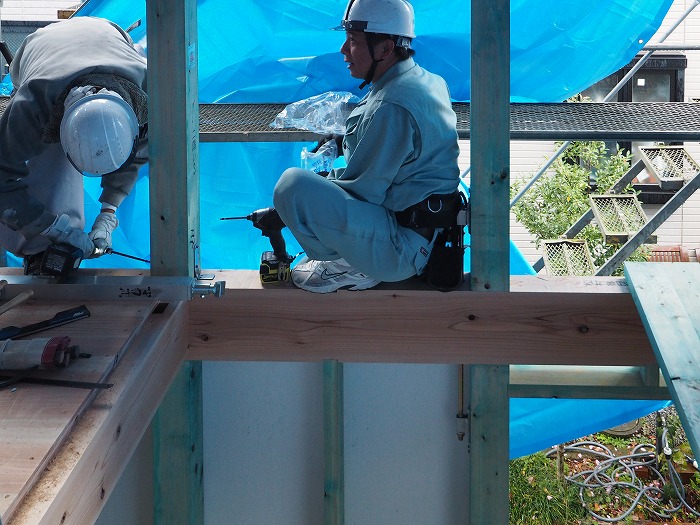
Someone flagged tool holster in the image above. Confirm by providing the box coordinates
[396,191,469,291]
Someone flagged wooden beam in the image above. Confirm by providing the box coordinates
[509,364,669,399]
[152,361,203,524]
[470,0,511,520]
[323,360,344,525]
[469,365,509,524]
[57,9,76,19]
[187,272,654,366]
[146,1,203,524]
[7,302,189,525]
[146,0,200,276]
[470,0,511,290]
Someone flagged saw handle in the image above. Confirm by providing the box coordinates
[0,290,34,316]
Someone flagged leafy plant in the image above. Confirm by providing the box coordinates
[511,140,649,275]
[591,431,633,453]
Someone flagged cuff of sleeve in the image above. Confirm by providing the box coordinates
[22,210,58,239]
[99,189,127,209]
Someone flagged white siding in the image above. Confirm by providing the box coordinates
[0,0,79,21]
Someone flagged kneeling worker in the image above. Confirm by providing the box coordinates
[273,0,461,293]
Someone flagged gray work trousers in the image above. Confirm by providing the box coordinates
[273,167,433,282]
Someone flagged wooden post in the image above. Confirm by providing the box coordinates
[146,0,203,523]
[469,0,511,523]
[323,360,344,524]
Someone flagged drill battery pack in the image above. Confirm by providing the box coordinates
[23,244,84,277]
[259,251,291,284]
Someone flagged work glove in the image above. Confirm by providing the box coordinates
[310,134,343,177]
[312,134,343,156]
[88,211,119,258]
[42,214,96,258]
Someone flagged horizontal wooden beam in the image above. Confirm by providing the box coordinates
[509,365,669,399]
[188,271,655,366]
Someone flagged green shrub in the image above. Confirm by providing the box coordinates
[511,141,649,275]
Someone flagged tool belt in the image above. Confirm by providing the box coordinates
[395,192,463,230]
[396,191,469,291]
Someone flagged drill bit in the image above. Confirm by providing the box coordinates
[106,249,151,264]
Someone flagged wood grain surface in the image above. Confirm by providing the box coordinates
[0,300,155,521]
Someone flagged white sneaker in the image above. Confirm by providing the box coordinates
[291,257,380,293]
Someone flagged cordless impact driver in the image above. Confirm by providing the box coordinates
[221,207,294,283]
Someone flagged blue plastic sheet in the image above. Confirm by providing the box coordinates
[7,0,675,456]
[510,398,670,459]
[76,0,673,103]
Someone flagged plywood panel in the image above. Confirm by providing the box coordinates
[625,262,700,460]
[0,300,155,522]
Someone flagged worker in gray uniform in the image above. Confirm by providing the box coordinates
[273,0,461,293]
[0,16,147,266]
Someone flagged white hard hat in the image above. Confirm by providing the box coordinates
[336,0,415,44]
[60,91,139,176]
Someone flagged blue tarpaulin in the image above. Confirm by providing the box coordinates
[6,0,674,456]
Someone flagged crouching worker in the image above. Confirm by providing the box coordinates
[273,0,461,293]
[0,17,148,272]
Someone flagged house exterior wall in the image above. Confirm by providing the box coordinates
[0,0,78,21]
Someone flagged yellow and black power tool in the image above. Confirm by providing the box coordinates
[221,207,295,284]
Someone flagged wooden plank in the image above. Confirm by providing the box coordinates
[323,360,344,525]
[188,272,654,366]
[146,0,203,523]
[470,0,511,292]
[146,0,200,276]
[0,301,154,522]
[625,262,700,459]
[509,364,669,400]
[7,301,188,525]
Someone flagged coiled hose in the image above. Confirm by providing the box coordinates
[545,429,699,522]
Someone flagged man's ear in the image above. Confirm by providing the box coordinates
[379,38,395,59]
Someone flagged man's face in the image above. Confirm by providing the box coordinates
[340,30,373,80]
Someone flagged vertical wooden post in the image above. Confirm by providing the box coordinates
[470,3,510,288]
[469,0,511,523]
[323,360,344,525]
[147,0,200,277]
[146,0,203,524]
[153,360,204,524]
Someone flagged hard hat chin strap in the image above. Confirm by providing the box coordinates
[359,59,383,89]
[359,39,383,90]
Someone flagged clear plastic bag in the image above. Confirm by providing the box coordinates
[270,91,359,134]
[300,140,337,173]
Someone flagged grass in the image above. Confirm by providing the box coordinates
[509,452,587,524]
[509,408,700,524]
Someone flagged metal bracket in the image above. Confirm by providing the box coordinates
[192,280,225,298]
[191,230,214,281]
[186,231,225,297]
